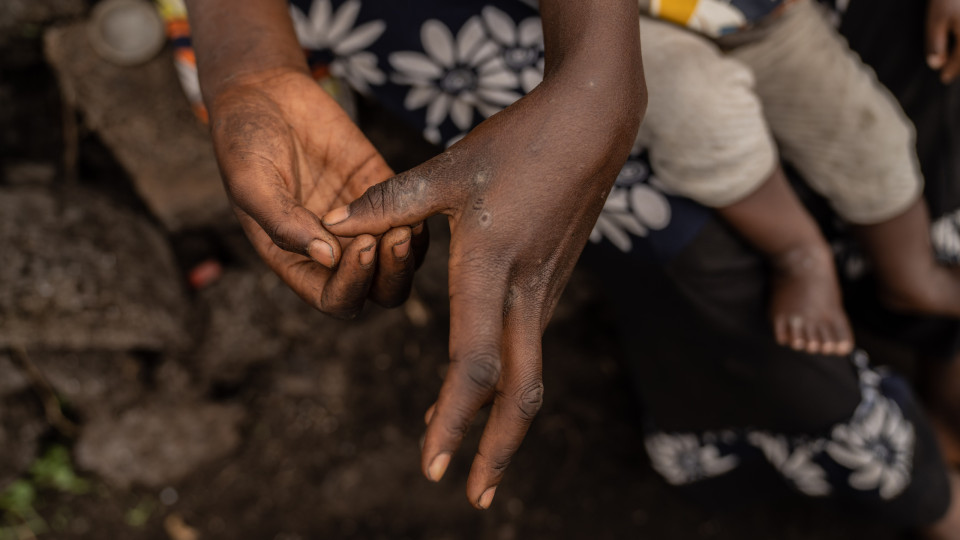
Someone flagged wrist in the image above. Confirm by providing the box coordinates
[771,241,834,276]
[206,65,310,111]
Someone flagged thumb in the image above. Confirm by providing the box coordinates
[322,171,448,237]
[927,9,949,70]
[227,171,342,269]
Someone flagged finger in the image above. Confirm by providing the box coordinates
[421,270,508,483]
[466,314,543,509]
[943,23,960,83]
[927,9,949,70]
[233,210,342,311]
[411,222,431,270]
[227,170,341,268]
[318,234,378,319]
[424,403,437,425]
[322,169,451,237]
[369,227,416,308]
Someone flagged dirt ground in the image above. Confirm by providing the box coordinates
[0,4,902,539]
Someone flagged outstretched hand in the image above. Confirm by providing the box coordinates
[928,0,960,83]
[322,77,641,508]
[208,69,427,317]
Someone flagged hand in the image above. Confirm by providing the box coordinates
[927,0,960,83]
[208,68,427,318]
[322,75,642,508]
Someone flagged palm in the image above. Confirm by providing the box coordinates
[209,69,412,314]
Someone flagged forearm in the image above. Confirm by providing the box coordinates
[538,0,646,140]
[501,0,644,187]
[184,0,308,106]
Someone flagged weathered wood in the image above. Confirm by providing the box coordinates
[44,22,231,232]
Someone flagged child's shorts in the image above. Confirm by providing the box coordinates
[637,0,923,224]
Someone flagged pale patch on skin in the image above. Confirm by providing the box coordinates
[474,169,490,187]
[478,210,493,229]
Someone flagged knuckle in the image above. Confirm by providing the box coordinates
[515,380,545,421]
[268,222,293,251]
[363,183,388,216]
[457,351,501,392]
[440,419,470,441]
[265,209,308,253]
[477,449,512,473]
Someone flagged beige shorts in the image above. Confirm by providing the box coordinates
[638,0,923,224]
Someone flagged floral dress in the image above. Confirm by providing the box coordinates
[161,0,959,528]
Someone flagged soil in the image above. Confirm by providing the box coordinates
[0,6,902,540]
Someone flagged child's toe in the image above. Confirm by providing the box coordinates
[801,322,821,353]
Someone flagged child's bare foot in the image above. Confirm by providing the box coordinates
[770,245,854,356]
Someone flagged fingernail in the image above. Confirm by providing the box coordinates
[324,205,351,226]
[359,243,376,266]
[393,238,411,259]
[427,453,450,482]
[929,54,944,69]
[412,222,425,235]
[478,486,497,509]
[307,239,335,268]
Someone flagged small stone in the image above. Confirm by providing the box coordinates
[76,402,245,489]
[159,487,179,506]
[0,186,188,352]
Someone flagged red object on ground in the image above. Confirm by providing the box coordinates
[188,259,223,290]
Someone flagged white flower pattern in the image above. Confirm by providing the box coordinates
[931,208,960,265]
[290,0,387,94]
[645,433,739,485]
[390,17,524,143]
[826,396,915,500]
[481,6,545,93]
[590,135,672,251]
[747,432,831,496]
[644,353,916,502]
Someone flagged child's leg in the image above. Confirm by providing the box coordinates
[637,15,852,354]
[718,166,852,355]
[854,200,960,317]
[728,1,960,317]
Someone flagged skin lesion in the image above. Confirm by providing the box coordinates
[477,210,492,229]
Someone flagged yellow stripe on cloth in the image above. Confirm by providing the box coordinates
[155,0,187,21]
[651,0,700,26]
